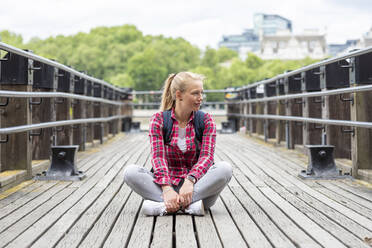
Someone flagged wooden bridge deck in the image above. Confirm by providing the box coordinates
[0,133,371,248]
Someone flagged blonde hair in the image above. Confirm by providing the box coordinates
[160,71,205,111]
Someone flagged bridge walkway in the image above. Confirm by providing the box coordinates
[0,133,371,248]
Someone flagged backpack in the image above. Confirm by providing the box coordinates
[150,110,205,173]
[162,110,205,146]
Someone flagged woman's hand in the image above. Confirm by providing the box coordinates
[179,179,194,208]
[162,186,180,213]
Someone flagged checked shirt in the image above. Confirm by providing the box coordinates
[149,108,216,186]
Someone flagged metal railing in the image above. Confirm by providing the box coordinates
[0,42,133,178]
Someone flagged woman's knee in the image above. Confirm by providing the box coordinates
[123,164,141,184]
[213,161,233,182]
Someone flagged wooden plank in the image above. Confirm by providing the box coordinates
[126,209,154,248]
[194,211,223,248]
[150,215,173,248]
[6,138,141,248]
[351,90,372,175]
[101,193,143,248]
[221,135,372,240]
[239,138,372,230]
[220,185,272,248]
[266,185,371,248]
[217,143,322,248]
[214,153,273,248]
[126,150,155,248]
[330,180,372,203]
[55,141,149,248]
[175,215,198,248]
[0,181,58,220]
[0,181,41,208]
[0,187,76,247]
[313,186,372,220]
[209,197,247,247]
[0,85,32,176]
[31,88,55,160]
[29,139,147,248]
[260,187,347,248]
[216,152,302,248]
[0,182,70,234]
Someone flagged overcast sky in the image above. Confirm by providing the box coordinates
[1,0,371,49]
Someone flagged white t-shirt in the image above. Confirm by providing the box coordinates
[177,127,187,153]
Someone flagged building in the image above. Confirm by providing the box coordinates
[218,13,294,60]
[327,27,372,57]
[218,29,260,60]
[259,29,327,60]
[253,13,292,37]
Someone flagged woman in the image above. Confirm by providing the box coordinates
[123,72,232,216]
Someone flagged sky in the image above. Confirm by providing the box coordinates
[0,0,371,49]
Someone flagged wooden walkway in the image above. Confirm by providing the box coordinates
[0,133,371,248]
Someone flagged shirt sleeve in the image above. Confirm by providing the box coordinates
[188,113,216,181]
[149,112,171,186]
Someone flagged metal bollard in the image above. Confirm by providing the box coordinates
[130,122,141,133]
[35,145,86,181]
[220,121,235,134]
[299,145,351,179]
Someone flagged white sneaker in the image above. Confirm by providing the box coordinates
[142,200,167,216]
[185,200,205,216]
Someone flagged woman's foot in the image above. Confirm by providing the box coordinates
[142,200,167,216]
[185,200,205,216]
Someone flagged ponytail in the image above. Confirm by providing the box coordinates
[160,73,177,111]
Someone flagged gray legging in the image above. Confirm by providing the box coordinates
[123,161,232,209]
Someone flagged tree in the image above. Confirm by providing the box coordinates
[216,47,238,63]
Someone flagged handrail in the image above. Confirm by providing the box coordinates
[0,42,129,94]
[227,84,372,104]
[0,90,127,106]
[236,45,372,91]
[0,115,130,135]
[229,113,372,129]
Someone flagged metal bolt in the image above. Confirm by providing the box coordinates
[318,150,326,157]
[57,151,66,159]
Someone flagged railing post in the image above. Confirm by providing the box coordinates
[302,70,322,147]
[93,82,104,143]
[275,78,285,145]
[321,61,351,159]
[350,54,372,177]
[72,75,86,151]
[56,69,73,145]
[0,52,32,177]
[103,86,109,139]
[31,62,57,160]
[264,82,276,142]
[85,81,94,146]
[284,77,294,149]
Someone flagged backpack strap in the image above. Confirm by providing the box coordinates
[162,110,173,144]
[193,110,205,144]
[162,110,205,150]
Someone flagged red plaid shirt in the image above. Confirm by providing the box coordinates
[149,108,216,186]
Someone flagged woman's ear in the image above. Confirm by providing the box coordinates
[175,90,182,101]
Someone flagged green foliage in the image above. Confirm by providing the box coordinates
[0,30,24,48]
[0,26,320,92]
[216,47,238,63]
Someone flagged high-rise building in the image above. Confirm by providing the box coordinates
[218,29,260,59]
[253,13,292,37]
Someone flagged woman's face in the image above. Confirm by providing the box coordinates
[179,80,204,112]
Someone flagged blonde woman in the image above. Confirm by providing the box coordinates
[124,72,232,216]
